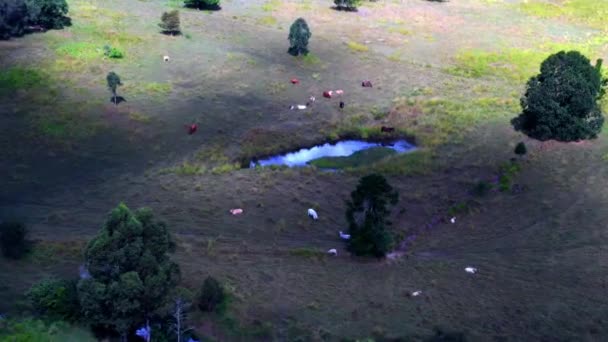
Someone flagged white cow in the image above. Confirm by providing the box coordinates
[327,248,338,256]
[307,208,318,220]
[411,290,422,297]
[290,104,307,110]
[163,55,170,62]
[339,231,351,240]
[465,267,477,274]
[450,217,456,224]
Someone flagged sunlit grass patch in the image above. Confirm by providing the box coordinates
[388,27,411,36]
[55,42,100,59]
[347,41,369,53]
[519,0,608,29]
[299,53,322,67]
[144,82,172,95]
[261,0,281,12]
[128,111,151,123]
[0,68,50,94]
[361,150,434,176]
[257,16,278,27]
[161,161,205,175]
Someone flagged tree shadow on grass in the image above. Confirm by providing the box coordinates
[330,6,359,12]
[109,96,127,105]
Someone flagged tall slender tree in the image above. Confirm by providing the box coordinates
[106,71,122,105]
[288,18,311,56]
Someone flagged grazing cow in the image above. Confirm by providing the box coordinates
[465,267,477,274]
[339,101,345,109]
[450,217,456,224]
[186,123,198,135]
[362,80,373,87]
[323,90,333,98]
[327,248,338,256]
[163,55,170,62]
[339,231,350,240]
[290,104,307,110]
[230,208,243,215]
[411,290,422,297]
[309,95,316,103]
[291,78,300,84]
[335,89,344,95]
[380,126,395,133]
[308,208,318,220]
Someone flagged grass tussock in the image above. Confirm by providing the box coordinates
[162,161,205,176]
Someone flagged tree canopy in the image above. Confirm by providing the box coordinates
[345,174,399,257]
[159,10,180,35]
[77,203,180,339]
[184,0,221,10]
[0,0,70,40]
[288,18,311,56]
[512,50,607,142]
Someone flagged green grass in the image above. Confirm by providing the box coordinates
[162,161,205,175]
[144,82,173,95]
[33,111,103,141]
[0,68,49,94]
[308,147,398,169]
[261,0,281,12]
[289,248,327,259]
[55,42,100,60]
[347,41,369,53]
[519,0,608,29]
[361,149,433,176]
[299,53,322,67]
[257,16,278,27]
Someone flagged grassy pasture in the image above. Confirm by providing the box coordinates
[1,0,608,340]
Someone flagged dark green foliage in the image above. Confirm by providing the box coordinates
[27,278,80,321]
[471,180,492,197]
[198,276,225,312]
[514,142,527,156]
[103,45,124,59]
[106,71,122,105]
[25,0,71,29]
[512,51,607,142]
[0,0,28,40]
[288,18,311,56]
[184,0,221,10]
[0,221,28,259]
[334,0,363,11]
[345,174,399,257]
[498,161,521,192]
[77,203,180,338]
[159,10,180,35]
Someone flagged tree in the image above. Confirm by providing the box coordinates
[0,221,28,259]
[159,10,180,35]
[334,0,363,11]
[345,174,399,257]
[288,18,311,56]
[25,0,71,29]
[77,203,180,341]
[184,0,221,10]
[106,71,122,105]
[27,278,80,321]
[514,142,527,157]
[198,276,225,312]
[0,0,28,40]
[512,51,607,142]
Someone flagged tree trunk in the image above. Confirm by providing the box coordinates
[114,91,117,105]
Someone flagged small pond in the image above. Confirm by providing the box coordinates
[249,139,416,169]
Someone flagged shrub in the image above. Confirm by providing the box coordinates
[198,276,225,312]
[159,10,180,35]
[0,221,28,259]
[498,161,521,192]
[27,278,80,321]
[471,180,492,197]
[346,174,399,257]
[26,0,71,29]
[184,0,221,10]
[514,142,527,156]
[0,0,28,40]
[512,51,607,141]
[103,45,124,59]
[288,18,311,56]
[334,0,363,11]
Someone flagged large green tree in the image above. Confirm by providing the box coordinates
[512,50,607,142]
[77,203,180,341]
[25,0,71,29]
[345,174,399,257]
[288,18,311,56]
[0,0,28,40]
